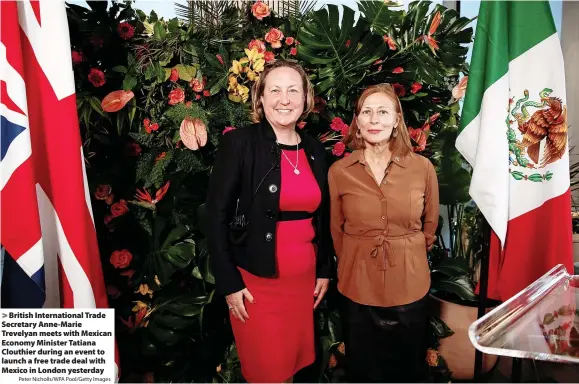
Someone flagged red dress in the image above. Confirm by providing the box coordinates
[231,144,321,383]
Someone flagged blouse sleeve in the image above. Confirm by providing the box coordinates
[422,160,440,247]
[328,167,345,259]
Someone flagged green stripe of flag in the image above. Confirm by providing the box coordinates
[458,0,557,133]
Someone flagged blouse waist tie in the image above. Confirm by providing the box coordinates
[345,231,421,271]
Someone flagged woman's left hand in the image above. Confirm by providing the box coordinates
[313,278,330,309]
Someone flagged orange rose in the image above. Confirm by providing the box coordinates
[111,199,129,217]
[168,88,185,105]
[110,249,132,269]
[265,28,284,49]
[248,39,266,54]
[190,78,205,93]
[251,1,270,20]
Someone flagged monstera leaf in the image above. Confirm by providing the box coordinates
[358,0,404,36]
[297,4,388,110]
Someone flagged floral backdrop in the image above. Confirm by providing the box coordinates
[66,0,474,382]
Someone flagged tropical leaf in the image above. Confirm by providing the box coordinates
[297,4,388,109]
[434,275,477,301]
[429,315,455,338]
[358,0,404,36]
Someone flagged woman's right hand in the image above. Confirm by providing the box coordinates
[226,288,254,323]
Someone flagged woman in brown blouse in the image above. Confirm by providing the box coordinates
[328,84,439,382]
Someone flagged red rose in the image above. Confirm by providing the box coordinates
[111,199,129,217]
[392,67,404,74]
[248,39,266,54]
[169,68,179,82]
[264,51,275,63]
[330,117,346,132]
[341,124,350,137]
[392,83,406,97]
[332,142,346,156]
[168,88,185,105]
[71,51,83,65]
[88,68,106,87]
[203,90,211,97]
[110,249,132,269]
[117,22,135,40]
[345,40,351,48]
[289,47,297,56]
[285,37,295,46]
[216,54,224,65]
[410,82,423,94]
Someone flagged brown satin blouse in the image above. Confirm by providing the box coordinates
[328,149,439,307]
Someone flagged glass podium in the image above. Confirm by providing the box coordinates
[469,264,579,364]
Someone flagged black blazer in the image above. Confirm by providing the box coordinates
[205,121,335,296]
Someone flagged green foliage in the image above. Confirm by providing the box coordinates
[69,1,474,382]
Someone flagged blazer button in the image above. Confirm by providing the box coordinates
[265,232,273,241]
[268,184,278,193]
[266,210,276,219]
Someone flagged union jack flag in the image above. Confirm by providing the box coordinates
[0,0,118,378]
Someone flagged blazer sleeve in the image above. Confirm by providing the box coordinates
[422,159,440,248]
[206,132,246,296]
[315,145,336,279]
[328,166,345,259]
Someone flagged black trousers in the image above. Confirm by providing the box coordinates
[342,294,430,383]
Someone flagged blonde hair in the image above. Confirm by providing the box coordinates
[250,60,315,123]
[344,83,412,157]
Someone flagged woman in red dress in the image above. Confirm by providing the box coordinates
[206,60,334,382]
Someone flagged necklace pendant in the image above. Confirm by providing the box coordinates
[294,168,300,175]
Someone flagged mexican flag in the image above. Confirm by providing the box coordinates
[456,0,574,301]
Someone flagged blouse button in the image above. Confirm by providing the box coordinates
[268,184,278,193]
[381,198,386,202]
[381,216,386,220]
[265,232,273,241]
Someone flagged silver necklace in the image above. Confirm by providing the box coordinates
[278,134,300,175]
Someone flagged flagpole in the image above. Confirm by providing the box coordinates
[473,215,490,382]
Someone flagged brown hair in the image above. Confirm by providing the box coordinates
[344,83,412,157]
[250,60,315,123]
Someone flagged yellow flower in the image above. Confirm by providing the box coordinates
[247,69,258,81]
[132,301,148,312]
[245,48,264,63]
[252,58,265,73]
[228,75,238,89]
[230,60,242,75]
[239,57,250,65]
[238,85,250,102]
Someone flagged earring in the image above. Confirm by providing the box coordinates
[392,127,398,137]
[355,130,362,138]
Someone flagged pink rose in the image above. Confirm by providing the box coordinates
[265,28,284,49]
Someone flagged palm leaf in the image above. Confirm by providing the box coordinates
[175,0,243,42]
[297,4,387,109]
